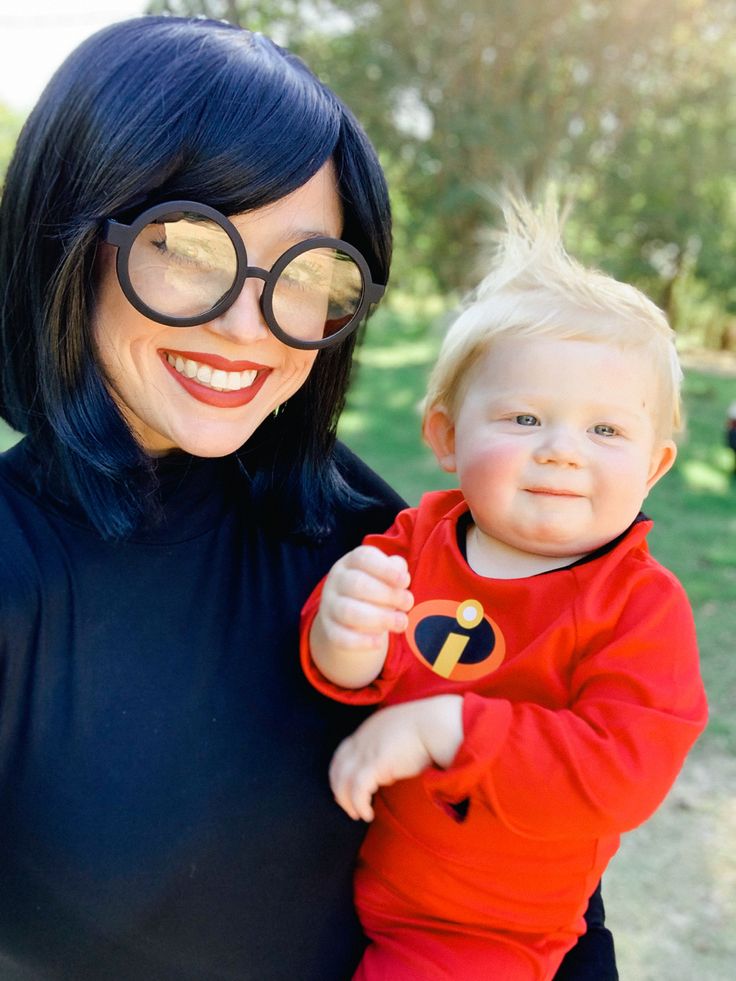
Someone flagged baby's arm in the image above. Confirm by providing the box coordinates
[329,694,464,821]
[309,545,414,689]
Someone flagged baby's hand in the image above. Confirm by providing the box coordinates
[329,695,464,821]
[314,545,414,656]
[329,702,432,821]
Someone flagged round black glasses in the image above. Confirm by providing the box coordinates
[102,201,386,350]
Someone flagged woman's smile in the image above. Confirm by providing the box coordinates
[161,350,270,407]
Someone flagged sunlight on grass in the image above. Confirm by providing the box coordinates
[357,339,439,367]
[338,413,366,437]
[701,546,736,570]
[680,459,731,494]
[386,292,450,320]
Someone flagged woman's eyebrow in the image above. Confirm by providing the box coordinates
[286,227,341,241]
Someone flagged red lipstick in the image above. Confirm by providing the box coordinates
[159,350,271,409]
[164,349,267,372]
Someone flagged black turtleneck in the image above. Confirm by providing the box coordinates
[0,438,405,981]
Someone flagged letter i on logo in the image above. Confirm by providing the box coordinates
[406,598,505,682]
[433,600,484,677]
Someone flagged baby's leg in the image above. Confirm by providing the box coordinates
[355,910,567,981]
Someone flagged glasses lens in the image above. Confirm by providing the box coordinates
[127,212,237,320]
[272,246,364,341]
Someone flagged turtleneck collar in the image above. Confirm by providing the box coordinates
[1,437,248,544]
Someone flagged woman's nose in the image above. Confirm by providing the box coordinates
[205,276,271,345]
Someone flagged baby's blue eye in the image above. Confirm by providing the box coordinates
[515,414,539,427]
[593,424,617,437]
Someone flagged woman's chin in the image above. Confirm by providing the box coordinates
[138,419,267,459]
[172,432,258,458]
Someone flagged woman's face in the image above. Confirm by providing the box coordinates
[93,163,342,456]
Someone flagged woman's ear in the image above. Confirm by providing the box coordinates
[423,405,457,473]
[645,439,677,492]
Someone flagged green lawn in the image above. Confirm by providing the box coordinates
[1,309,734,752]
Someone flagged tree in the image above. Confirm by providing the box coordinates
[147,0,736,343]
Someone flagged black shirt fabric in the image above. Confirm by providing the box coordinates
[0,438,405,981]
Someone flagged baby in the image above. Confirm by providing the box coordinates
[301,195,707,981]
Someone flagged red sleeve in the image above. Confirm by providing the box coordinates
[299,505,420,705]
[423,569,708,838]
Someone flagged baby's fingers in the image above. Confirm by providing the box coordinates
[333,778,376,823]
[325,593,409,639]
[315,613,390,654]
[345,546,411,591]
[338,550,413,612]
[329,743,377,823]
[349,783,376,824]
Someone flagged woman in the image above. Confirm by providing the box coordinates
[0,16,615,980]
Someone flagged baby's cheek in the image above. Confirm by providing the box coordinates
[459,442,519,490]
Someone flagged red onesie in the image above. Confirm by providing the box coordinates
[301,490,707,981]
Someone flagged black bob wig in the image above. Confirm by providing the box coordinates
[0,15,392,539]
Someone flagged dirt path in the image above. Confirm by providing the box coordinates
[604,747,736,979]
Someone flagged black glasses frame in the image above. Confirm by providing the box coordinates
[102,200,386,350]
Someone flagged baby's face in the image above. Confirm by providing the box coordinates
[433,336,676,565]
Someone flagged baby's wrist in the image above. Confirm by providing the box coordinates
[309,612,389,688]
[419,695,464,769]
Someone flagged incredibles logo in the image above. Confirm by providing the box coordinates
[406,599,505,681]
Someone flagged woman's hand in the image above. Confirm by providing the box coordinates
[309,545,414,688]
[329,695,464,821]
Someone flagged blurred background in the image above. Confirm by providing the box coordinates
[159,1,736,344]
[2,0,736,342]
[1,2,735,978]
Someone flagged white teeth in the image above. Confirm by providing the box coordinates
[165,353,259,392]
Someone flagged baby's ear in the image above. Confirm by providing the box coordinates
[646,439,677,492]
[423,405,457,473]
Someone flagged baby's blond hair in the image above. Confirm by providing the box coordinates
[424,193,683,441]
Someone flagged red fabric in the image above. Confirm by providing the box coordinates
[300,490,707,978]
